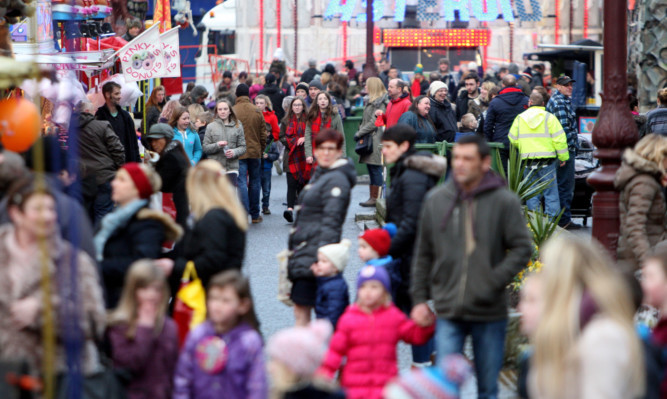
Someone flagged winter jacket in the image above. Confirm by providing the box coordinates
[281,380,346,399]
[386,152,447,307]
[304,112,345,158]
[441,73,458,103]
[96,104,141,163]
[315,274,350,329]
[288,159,357,281]
[484,87,529,149]
[355,95,388,165]
[102,207,182,308]
[398,111,437,143]
[647,106,667,136]
[508,106,569,162]
[263,141,280,170]
[154,141,190,227]
[173,127,203,165]
[0,225,105,376]
[173,321,267,399]
[410,78,429,97]
[615,148,666,272]
[300,67,321,84]
[77,112,125,185]
[259,84,286,121]
[411,172,533,321]
[455,90,479,121]
[467,96,489,120]
[319,304,435,399]
[145,104,162,133]
[645,318,667,398]
[170,208,245,294]
[234,96,267,159]
[202,119,246,172]
[429,97,457,143]
[108,319,179,399]
[263,109,281,141]
[380,93,411,128]
[546,89,579,152]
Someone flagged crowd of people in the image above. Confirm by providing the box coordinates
[2,49,667,399]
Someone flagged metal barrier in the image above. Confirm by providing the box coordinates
[209,55,250,86]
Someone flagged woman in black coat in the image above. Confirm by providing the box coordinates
[145,123,191,228]
[288,129,357,326]
[427,81,457,142]
[95,162,182,308]
[169,160,248,293]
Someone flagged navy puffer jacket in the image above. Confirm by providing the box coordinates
[483,87,529,148]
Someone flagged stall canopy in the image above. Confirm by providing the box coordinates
[524,39,603,64]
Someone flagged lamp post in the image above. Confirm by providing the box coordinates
[587,0,638,257]
[362,0,377,79]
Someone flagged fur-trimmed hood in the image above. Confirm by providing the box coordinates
[403,152,448,178]
[136,208,183,242]
[614,148,663,190]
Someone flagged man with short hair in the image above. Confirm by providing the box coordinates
[378,58,390,86]
[455,73,480,122]
[484,74,530,172]
[546,75,580,230]
[300,58,320,84]
[647,88,667,135]
[438,58,457,103]
[498,67,509,81]
[411,134,532,398]
[233,83,267,223]
[95,81,140,163]
[388,66,399,81]
[531,64,545,88]
[306,80,324,108]
[376,79,411,128]
[509,92,569,218]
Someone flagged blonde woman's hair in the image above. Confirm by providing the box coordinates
[366,77,387,103]
[320,72,332,87]
[107,260,170,338]
[187,103,206,123]
[187,160,248,231]
[255,94,273,111]
[160,100,181,122]
[532,236,644,398]
[481,81,497,102]
[633,134,667,174]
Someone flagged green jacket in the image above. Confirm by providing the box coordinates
[411,172,532,321]
[508,106,569,162]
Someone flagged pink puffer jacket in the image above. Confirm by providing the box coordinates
[319,304,435,399]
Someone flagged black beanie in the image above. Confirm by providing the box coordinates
[236,83,250,98]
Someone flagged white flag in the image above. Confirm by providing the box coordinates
[116,24,166,83]
[160,28,181,78]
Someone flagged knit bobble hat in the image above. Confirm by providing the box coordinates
[429,81,447,97]
[359,223,397,258]
[266,320,333,377]
[357,265,391,294]
[318,239,352,272]
[414,64,424,74]
[235,83,250,98]
[295,82,309,93]
[383,354,472,399]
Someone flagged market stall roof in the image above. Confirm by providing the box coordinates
[524,39,603,63]
[14,50,116,71]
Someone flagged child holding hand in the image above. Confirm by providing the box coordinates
[173,270,267,399]
[319,266,435,399]
[311,239,351,329]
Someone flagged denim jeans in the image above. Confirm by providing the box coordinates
[556,151,576,226]
[367,164,383,186]
[91,181,114,228]
[436,318,508,399]
[261,167,272,209]
[524,160,561,218]
[237,158,262,219]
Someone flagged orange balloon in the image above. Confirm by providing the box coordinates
[0,98,41,152]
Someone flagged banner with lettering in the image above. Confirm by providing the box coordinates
[160,28,180,78]
[116,24,166,83]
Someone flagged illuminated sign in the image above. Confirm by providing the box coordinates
[382,29,491,47]
[324,0,542,23]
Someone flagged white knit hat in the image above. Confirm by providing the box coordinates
[266,320,333,376]
[318,239,352,272]
[429,81,447,97]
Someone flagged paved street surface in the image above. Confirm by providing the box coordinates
[246,167,591,398]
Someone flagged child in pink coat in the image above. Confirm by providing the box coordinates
[319,265,435,399]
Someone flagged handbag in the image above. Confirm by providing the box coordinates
[276,249,294,307]
[173,261,207,347]
[354,133,373,156]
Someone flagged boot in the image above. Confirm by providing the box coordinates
[359,185,380,207]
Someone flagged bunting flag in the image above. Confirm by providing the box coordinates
[116,24,167,83]
[154,0,172,33]
[160,28,181,78]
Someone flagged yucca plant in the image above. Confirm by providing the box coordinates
[526,207,564,249]
[496,144,555,203]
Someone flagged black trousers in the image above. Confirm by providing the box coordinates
[286,172,307,208]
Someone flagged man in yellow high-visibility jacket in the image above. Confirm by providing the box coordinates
[508,92,569,218]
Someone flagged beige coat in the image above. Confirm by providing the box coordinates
[615,148,666,272]
[202,118,247,172]
[0,225,106,376]
[354,95,388,166]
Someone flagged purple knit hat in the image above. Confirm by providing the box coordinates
[357,265,391,293]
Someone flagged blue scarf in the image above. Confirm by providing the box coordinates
[94,199,148,261]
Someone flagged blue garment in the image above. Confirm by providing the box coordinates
[455,131,476,142]
[557,151,576,226]
[173,127,203,165]
[524,161,561,218]
[366,164,383,186]
[397,111,436,143]
[94,199,147,262]
[315,274,350,329]
[546,89,578,152]
[263,142,280,170]
[90,181,113,228]
[260,168,272,209]
[238,158,262,219]
[484,87,529,149]
[436,318,507,399]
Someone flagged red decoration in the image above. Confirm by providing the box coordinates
[0,98,41,152]
[583,0,589,38]
[554,0,560,44]
[382,29,490,48]
[277,0,281,48]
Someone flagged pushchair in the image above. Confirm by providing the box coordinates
[571,135,599,226]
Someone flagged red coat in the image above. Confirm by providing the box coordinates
[262,109,280,141]
[319,304,434,399]
[381,93,412,128]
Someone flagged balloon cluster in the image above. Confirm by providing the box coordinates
[0,98,40,152]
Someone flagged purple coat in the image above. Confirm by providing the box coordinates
[173,321,267,399]
[107,318,179,399]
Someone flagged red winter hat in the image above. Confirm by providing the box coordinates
[359,224,396,257]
